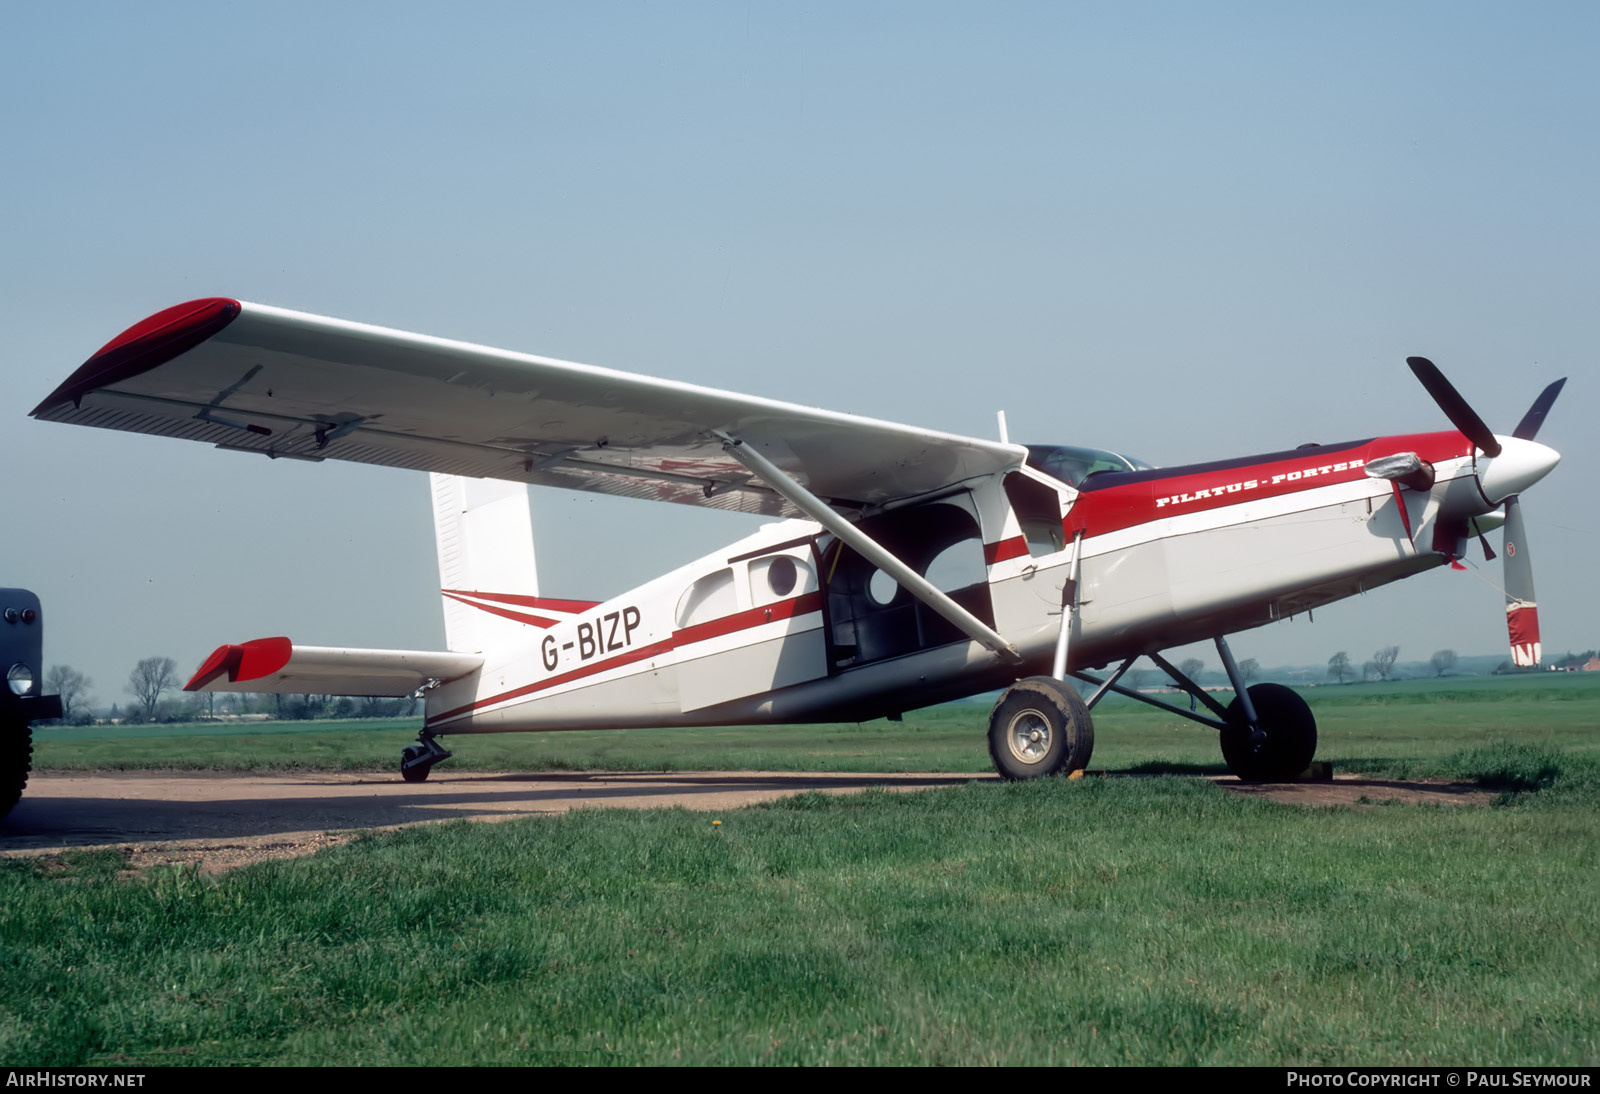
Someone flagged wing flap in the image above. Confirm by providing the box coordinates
[184,636,483,696]
[36,300,1025,514]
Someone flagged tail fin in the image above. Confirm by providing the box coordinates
[431,474,542,654]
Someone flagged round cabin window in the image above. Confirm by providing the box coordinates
[868,568,898,606]
[766,555,798,597]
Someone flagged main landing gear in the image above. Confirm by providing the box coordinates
[987,676,1095,780]
[996,634,1319,783]
[400,732,452,783]
[989,530,1097,781]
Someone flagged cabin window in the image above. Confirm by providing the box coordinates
[767,556,798,597]
[925,539,988,592]
[861,538,983,612]
[867,568,898,605]
[676,568,736,629]
[749,553,817,608]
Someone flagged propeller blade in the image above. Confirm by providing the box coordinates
[1407,357,1502,457]
[1513,377,1567,441]
[1501,494,1541,667]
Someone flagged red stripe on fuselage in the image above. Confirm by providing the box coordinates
[984,537,1028,565]
[977,432,1472,567]
[426,591,825,726]
[1064,432,1470,540]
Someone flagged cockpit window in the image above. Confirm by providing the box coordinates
[1024,445,1154,488]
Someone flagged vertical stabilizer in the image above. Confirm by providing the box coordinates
[431,474,540,654]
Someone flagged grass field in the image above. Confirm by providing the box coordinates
[6,674,1599,1065]
[31,671,1600,776]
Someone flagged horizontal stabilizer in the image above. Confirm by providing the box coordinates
[185,636,482,696]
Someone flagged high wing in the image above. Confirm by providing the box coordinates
[33,298,1025,517]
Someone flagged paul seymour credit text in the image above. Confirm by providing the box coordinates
[1288,1075,1590,1088]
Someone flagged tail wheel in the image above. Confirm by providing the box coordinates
[0,720,33,820]
[987,676,1094,780]
[1221,683,1317,782]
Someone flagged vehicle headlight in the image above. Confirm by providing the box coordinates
[7,664,34,696]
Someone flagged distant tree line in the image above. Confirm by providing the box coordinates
[1498,648,1600,675]
[36,657,417,725]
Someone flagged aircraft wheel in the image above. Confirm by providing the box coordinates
[1221,683,1317,782]
[0,718,33,820]
[400,744,430,783]
[987,676,1094,780]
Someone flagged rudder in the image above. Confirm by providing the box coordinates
[431,474,541,654]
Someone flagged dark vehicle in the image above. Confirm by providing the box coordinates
[1,589,61,818]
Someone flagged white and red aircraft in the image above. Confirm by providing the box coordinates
[33,299,1564,783]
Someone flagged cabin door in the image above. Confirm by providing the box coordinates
[820,501,994,670]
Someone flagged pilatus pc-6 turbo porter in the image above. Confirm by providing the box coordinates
[33,299,1565,783]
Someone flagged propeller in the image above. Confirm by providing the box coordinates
[1501,494,1540,666]
[1512,378,1567,442]
[1498,377,1565,668]
[1407,357,1501,457]
[1407,360,1564,667]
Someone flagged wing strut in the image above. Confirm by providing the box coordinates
[718,434,1023,665]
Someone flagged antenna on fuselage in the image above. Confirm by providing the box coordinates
[996,410,1009,445]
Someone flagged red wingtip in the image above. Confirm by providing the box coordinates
[185,636,293,691]
[32,297,242,416]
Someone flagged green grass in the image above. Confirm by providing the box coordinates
[32,672,1600,776]
[3,753,1598,1065]
[9,674,1598,1064]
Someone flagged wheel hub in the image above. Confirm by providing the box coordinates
[1006,710,1052,764]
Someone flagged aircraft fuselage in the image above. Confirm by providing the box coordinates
[424,427,1549,734]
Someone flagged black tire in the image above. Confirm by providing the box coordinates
[0,719,33,820]
[400,744,430,783]
[1221,682,1317,782]
[987,676,1094,780]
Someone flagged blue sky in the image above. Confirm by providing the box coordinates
[3,2,1595,703]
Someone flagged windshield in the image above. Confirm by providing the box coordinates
[1024,444,1155,488]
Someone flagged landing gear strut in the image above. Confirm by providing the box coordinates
[986,533,1095,781]
[400,732,452,783]
[1064,635,1319,783]
[1212,635,1316,781]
